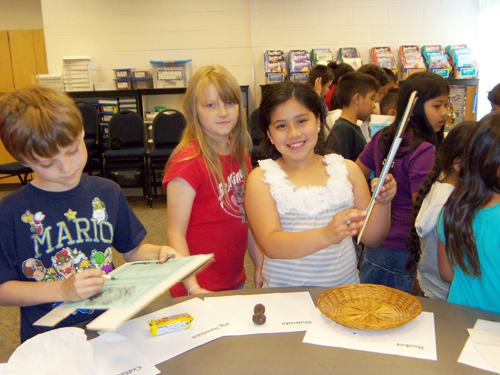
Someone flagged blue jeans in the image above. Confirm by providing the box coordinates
[358,245,415,294]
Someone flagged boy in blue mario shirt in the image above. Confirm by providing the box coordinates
[0,86,179,342]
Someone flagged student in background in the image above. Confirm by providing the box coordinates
[368,87,399,143]
[438,112,500,313]
[356,71,450,293]
[163,65,263,297]
[325,61,355,112]
[487,82,500,112]
[407,121,476,300]
[326,72,379,161]
[307,64,335,117]
[245,81,396,288]
[357,63,391,115]
[0,86,180,342]
[382,67,399,89]
[379,87,399,117]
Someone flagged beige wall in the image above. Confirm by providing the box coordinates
[39,0,479,112]
[0,0,43,30]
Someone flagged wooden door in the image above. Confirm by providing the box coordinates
[0,31,15,92]
[9,29,38,88]
[0,29,47,183]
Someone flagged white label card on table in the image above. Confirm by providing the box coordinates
[303,308,437,361]
[114,298,244,365]
[90,331,159,375]
[458,319,500,373]
[203,291,321,336]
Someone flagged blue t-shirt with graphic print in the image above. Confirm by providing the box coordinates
[0,174,146,342]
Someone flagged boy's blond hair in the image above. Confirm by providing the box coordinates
[0,85,83,163]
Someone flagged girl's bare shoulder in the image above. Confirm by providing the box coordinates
[247,166,265,183]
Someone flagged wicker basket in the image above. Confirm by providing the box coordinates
[317,284,422,330]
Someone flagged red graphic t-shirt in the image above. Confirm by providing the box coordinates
[163,141,252,297]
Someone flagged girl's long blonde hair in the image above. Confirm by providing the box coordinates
[166,65,252,212]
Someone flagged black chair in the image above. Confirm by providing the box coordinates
[103,110,150,206]
[248,108,263,166]
[148,109,186,206]
[75,102,103,176]
[0,162,32,185]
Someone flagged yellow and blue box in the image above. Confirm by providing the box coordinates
[149,313,193,336]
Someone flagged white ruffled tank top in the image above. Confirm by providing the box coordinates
[259,154,360,288]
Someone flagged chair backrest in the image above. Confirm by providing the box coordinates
[75,102,99,141]
[152,109,187,148]
[249,108,263,143]
[108,110,145,149]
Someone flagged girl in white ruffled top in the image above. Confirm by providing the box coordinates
[245,81,397,288]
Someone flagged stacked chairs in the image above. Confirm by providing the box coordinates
[103,110,150,206]
[0,162,32,185]
[148,109,186,207]
[75,102,103,176]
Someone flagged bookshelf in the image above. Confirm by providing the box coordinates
[66,86,250,120]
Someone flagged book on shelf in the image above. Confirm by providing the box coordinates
[119,103,137,109]
[100,104,119,114]
[144,111,159,121]
[98,98,119,105]
[118,97,137,103]
[100,114,113,122]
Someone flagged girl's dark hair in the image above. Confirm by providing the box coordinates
[405,121,477,273]
[488,82,500,106]
[328,62,355,110]
[327,61,354,85]
[258,81,327,160]
[442,112,500,277]
[379,71,450,159]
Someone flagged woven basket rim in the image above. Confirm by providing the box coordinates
[317,284,422,331]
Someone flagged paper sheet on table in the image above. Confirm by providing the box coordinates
[469,329,500,373]
[90,331,159,375]
[203,292,320,335]
[303,308,437,360]
[458,319,500,373]
[114,298,244,365]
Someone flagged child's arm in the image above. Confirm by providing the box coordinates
[247,229,264,288]
[166,177,211,295]
[245,167,366,260]
[438,238,454,283]
[355,158,373,179]
[123,244,180,263]
[346,160,395,248]
[0,268,105,306]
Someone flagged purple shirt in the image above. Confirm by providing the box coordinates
[358,131,435,250]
